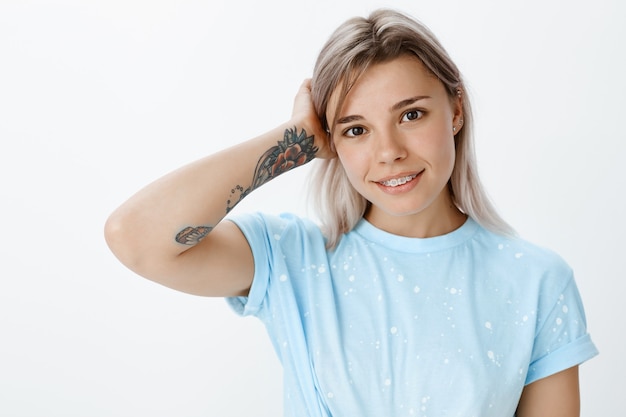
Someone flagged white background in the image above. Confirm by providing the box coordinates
[1,0,623,415]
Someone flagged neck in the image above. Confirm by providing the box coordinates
[364,193,467,238]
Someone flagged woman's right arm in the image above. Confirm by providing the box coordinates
[104,80,329,297]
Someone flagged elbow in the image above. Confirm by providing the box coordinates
[103,212,121,254]
[104,209,142,273]
[104,211,126,261]
[104,209,177,283]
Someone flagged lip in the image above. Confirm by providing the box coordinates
[373,170,424,194]
[375,171,420,183]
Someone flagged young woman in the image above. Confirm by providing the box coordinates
[105,9,597,416]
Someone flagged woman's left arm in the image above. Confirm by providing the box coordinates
[516,366,580,417]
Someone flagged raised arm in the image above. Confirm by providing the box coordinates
[516,366,580,417]
[104,80,330,297]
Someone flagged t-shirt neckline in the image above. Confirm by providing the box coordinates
[352,216,479,253]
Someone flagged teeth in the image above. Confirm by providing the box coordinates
[381,174,416,187]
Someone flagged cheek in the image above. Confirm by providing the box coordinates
[438,136,457,176]
[428,123,456,161]
[336,146,369,186]
[336,148,356,176]
[414,128,457,181]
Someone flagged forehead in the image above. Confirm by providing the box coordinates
[327,55,445,121]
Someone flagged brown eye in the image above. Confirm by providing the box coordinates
[402,110,423,122]
[345,126,365,137]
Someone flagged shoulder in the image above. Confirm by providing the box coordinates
[470,223,574,295]
[475,224,571,272]
[228,211,326,249]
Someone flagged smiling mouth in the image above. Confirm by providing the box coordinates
[378,174,418,187]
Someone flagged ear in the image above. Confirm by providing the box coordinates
[452,88,464,134]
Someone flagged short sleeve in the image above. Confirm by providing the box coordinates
[525,275,598,384]
[224,213,274,317]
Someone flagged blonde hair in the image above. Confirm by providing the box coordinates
[309,8,514,248]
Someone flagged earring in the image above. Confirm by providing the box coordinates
[453,118,463,133]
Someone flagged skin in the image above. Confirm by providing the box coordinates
[105,56,581,415]
[328,55,466,238]
[105,79,328,297]
[517,366,580,416]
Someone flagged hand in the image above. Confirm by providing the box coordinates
[292,79,336,159]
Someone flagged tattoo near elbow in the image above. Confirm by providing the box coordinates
[175,226,213,245]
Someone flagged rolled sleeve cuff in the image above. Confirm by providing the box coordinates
[525,333,599,385]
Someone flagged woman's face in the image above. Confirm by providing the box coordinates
[327,55,463,237]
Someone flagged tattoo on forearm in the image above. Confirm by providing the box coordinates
[175,226,212,245]
[226,126,317,213]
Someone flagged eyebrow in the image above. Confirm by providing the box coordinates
[336,95,431,125]
[390,95,431,112]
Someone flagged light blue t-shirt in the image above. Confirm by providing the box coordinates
[227,213,597,417]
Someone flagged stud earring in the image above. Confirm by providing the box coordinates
[453,118,463,134]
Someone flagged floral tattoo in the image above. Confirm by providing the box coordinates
[226,126,317,212]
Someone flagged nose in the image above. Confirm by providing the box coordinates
[375,129,407,163]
